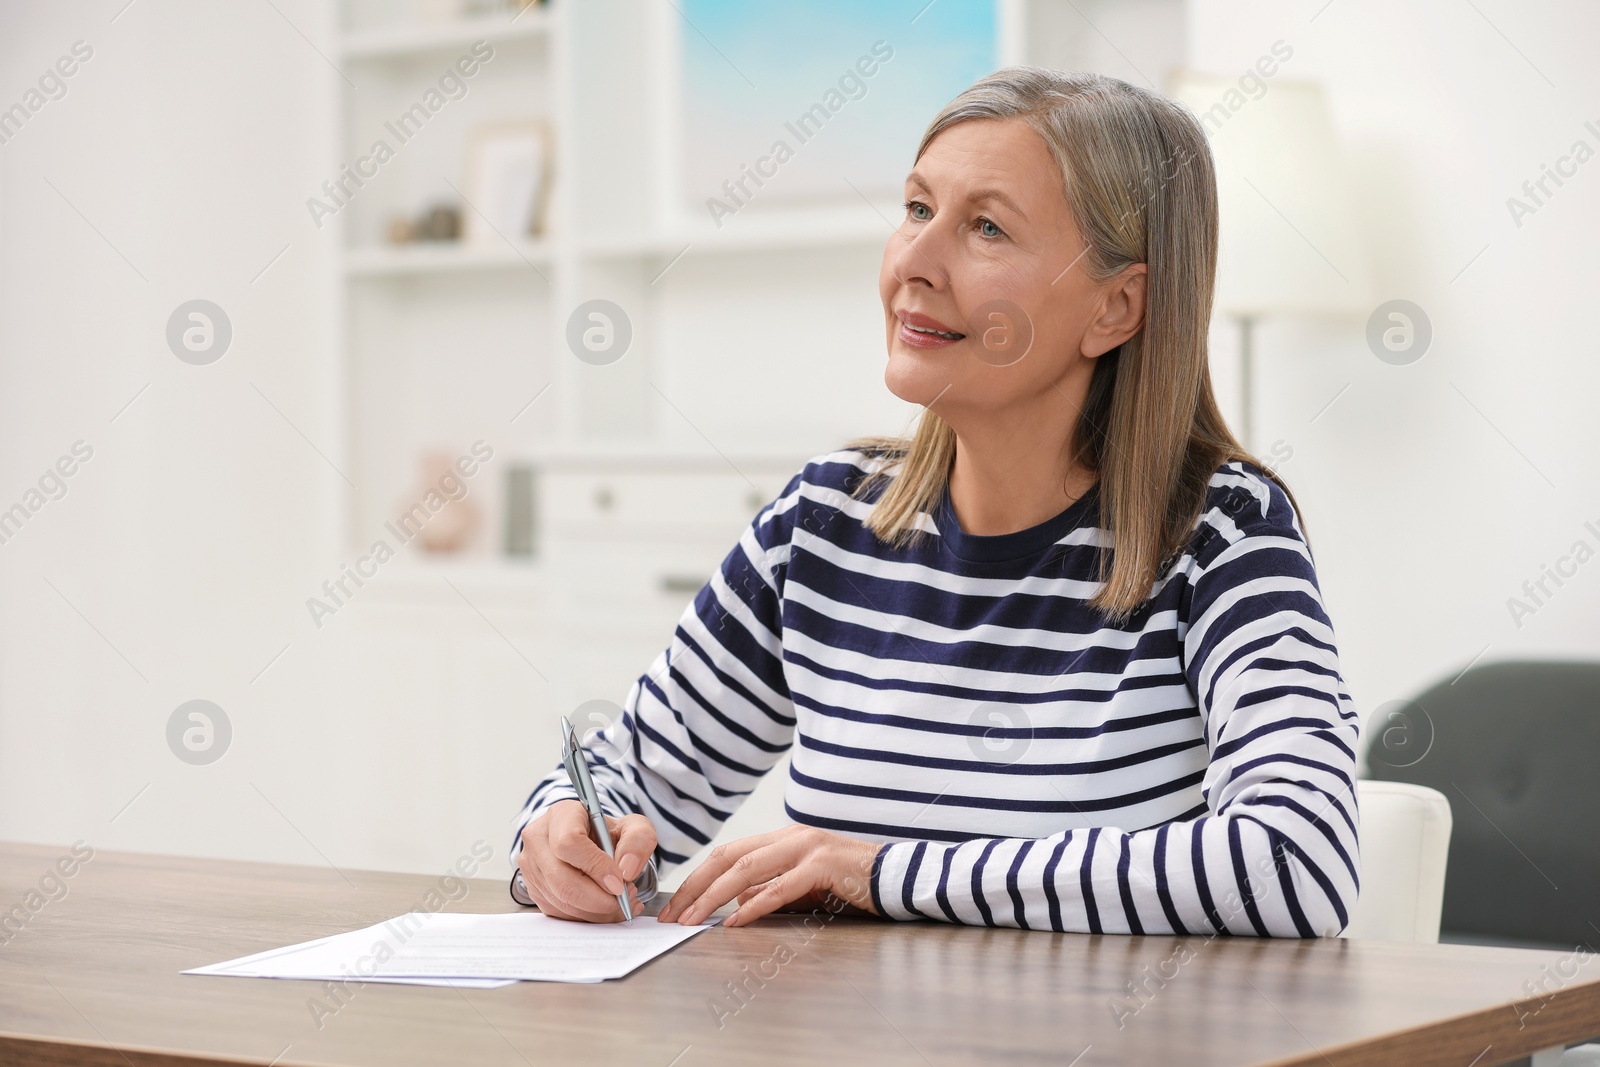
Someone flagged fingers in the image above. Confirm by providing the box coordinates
[549,802,629,897]
[680,845,795,925]
[520,801,647,923]
[658,837,761,922]
[523,852,642,923]
[660,829,790,921]
[666,837,800,925]
[530,865,639,923]
[608,813,658,883]
[726,874,814,928]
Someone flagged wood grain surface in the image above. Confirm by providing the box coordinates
[1,842,1597,1067]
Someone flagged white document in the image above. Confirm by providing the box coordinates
[185,911,717,985]
[186,931,517,989]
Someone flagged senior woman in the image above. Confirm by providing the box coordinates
[510,67,1359,937]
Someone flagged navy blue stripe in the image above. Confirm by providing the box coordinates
[1236,814,1348,931]
[1261,827,1315,938]
[1152,824,1186,934]
[933,846,960,923]
[797,731,1205,777]
[1042,836,1069,932]
[869,843,890,919]
[1197,627,1339,712]
[1228,818,1270,937]
[1080,828,1103,934]
[635,680,767,781]
[971,838,1002,927]
[788,765,1206,815]
[663,657,792,754]
[1213,716,1340,760]
[1007,840,1035,930]
[787,677,1200,730]
[1116,835,1144,935]
[1192,825,1228,936]
[901,841,930,920]
[1250,794,1357,882]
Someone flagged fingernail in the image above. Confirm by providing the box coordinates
[603,875,625,895]
[619,855,639,880]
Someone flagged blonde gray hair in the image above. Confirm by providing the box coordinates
[856,66,1289,621]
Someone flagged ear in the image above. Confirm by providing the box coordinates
[1081,263,1148,359]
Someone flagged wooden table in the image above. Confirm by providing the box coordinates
[2,842,1598,1067]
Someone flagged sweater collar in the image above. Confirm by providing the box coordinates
[932,482,1100,563]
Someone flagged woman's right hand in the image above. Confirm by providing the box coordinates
[516,800,659,922]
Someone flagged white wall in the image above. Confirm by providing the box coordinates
[1186,0,1600,726]
[0,0,353,865]
[2,0,1596,880]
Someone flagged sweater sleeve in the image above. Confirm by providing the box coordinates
[509,470,804,878]
[869,471,1361,937]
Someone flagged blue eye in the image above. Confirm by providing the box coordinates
[978,217,1004,238]
[904,200,932,221]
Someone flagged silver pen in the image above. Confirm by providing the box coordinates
[560,715,633,923]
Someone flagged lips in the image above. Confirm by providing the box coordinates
[896,309,966,349]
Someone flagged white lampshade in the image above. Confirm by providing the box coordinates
[1169,72,1371,318]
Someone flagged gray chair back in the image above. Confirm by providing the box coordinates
[1365,659,1600,947]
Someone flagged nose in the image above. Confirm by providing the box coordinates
[884,216,951,294]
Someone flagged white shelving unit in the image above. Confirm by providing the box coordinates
[344,239,554,276]
[333,0,901,587]
[340,7,556,60]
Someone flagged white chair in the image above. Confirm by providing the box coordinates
[1342,780,1453,943]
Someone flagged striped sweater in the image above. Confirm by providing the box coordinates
[512,449,1360,936]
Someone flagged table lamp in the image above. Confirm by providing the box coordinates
[1168,72,1372,449]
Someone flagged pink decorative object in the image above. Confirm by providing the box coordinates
[396,451,481,554]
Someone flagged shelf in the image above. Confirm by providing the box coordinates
[524,443,817,472]
[341,7,557,61]
[578,207,898,260]
[345,240,555,278]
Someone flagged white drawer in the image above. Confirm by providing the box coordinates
[540,467,795,540]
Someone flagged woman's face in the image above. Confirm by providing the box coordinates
[879,117,1144,424]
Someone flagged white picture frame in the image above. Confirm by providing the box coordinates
[461,119,552,244]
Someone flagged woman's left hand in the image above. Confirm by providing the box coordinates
[657,825,881,927]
